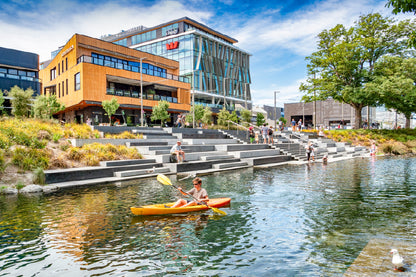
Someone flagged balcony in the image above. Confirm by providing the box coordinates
[77,55,189,83]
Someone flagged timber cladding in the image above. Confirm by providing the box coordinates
[39,33,191,121]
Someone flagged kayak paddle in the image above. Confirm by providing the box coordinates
[156,174,227,215]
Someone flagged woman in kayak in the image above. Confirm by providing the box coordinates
[171,177,209,208]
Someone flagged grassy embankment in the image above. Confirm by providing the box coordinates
[305,128,416,155]
[0,117,143,190]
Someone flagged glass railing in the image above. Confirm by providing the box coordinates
[106,88,178,103]
[78,55,189,83]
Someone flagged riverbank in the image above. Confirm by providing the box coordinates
[1,117,414,194]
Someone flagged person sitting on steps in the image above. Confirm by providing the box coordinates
[170,177,209,208]
[170,141,185,163]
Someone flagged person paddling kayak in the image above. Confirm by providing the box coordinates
[170,177,209,208]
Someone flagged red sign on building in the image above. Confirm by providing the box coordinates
[166,41,179,50]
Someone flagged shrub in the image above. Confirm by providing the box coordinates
[50,153,70,169]
[32,167,46,185]
[53,133,62,143]
[12,147,50,170]
[37,130,51,140]
[0,133,10,149]
[67,147,83,161]
[15,182,25,190]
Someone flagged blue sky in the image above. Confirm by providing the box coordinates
[0,0,411,107]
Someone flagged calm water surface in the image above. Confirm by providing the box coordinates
[1,156,416,276]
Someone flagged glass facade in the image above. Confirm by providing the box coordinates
[105,18,251,111]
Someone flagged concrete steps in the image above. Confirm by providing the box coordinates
[114,166,171,177]
[213,161,249,169]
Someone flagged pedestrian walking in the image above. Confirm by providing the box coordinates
[249,126,255,144]
[268,126,273,144]
[261,123,268,144]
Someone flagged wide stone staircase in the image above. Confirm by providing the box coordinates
[44,126,368,186]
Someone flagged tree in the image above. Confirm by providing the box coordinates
[201,106,213,126]
[279,116,287,126]
[367,56,416,128]
[386,0,416,48]
[256,112,265,127]
[300,13,414,129]
[151,100,170,126]
[33,95,65,119]
[240,109,252,126]
[217,107,230,126]
[185,104,204,126]
[229,110,238,124]
[102,97,120,125]
[9,85,34,117]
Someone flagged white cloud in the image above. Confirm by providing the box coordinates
[0,0,212,61]
[231,0,406,55]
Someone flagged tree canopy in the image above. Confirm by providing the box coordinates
[102,97,120,125]
[9,85,33,117]
[33,95,65,119]
[300,13,415,128]
[386,0,416,48]
[151,100,170,126]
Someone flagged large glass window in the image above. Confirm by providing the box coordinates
[74,72,80,91]
[50,68,56,80]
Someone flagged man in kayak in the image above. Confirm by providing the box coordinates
[170,141,185,163]
[170,177,209,208]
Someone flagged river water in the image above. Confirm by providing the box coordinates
[1,156,416,276]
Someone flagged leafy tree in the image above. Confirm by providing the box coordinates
[33,95,65,119]
[229,110,238,124]
[386,0,416,48]
[279,117,287,125]
[386,0,416,14]
[367,56,416,128]
[102,97,120,125]
[185,104,204,126]
[217,107,230,126]
[256,112,265,127]
[201,106,213,126]
[151,100,170,126]
[240,109,252,126]
[300,13,414,129]
[9,85,34,117]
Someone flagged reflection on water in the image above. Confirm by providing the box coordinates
[1,157,416,276]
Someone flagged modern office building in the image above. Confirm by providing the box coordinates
[102,17,251,112]
[0,47,40,114]
[39,34,191,124]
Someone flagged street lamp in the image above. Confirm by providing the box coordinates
[274,91,279,131]
[223,77,230,109]
[140,57,147,127]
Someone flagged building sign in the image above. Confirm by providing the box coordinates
[166,41,179,50]
[166,28,179,36]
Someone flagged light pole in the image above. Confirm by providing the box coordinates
[244,83,249,109]
[140,57,146,127]
[192,70,196,128]
[223,77,230,110]
[274,91,279,131]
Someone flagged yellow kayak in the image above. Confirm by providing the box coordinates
[130,197,231,216]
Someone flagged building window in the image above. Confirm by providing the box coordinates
[58,63,60,75]
[61,61,64,73]
[58,83,61,98]
[62,81,64,96]
[66,79,68,95]
[66,57,68,71]
[74,72,80,91]
[50,67,56,80]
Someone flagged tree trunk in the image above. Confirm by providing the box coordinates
[354,106,362,129]
[405,114,411,129]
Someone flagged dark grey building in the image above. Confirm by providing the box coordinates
[284,99,375,129]
[0,47,40,113]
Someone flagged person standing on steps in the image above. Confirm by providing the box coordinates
[261,123,269,144]
[291,118,296,131]
[305,141,313,162]
[268,126,273,144]
[249,126,255,144]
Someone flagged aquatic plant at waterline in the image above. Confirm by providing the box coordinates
[32,167,46,185]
